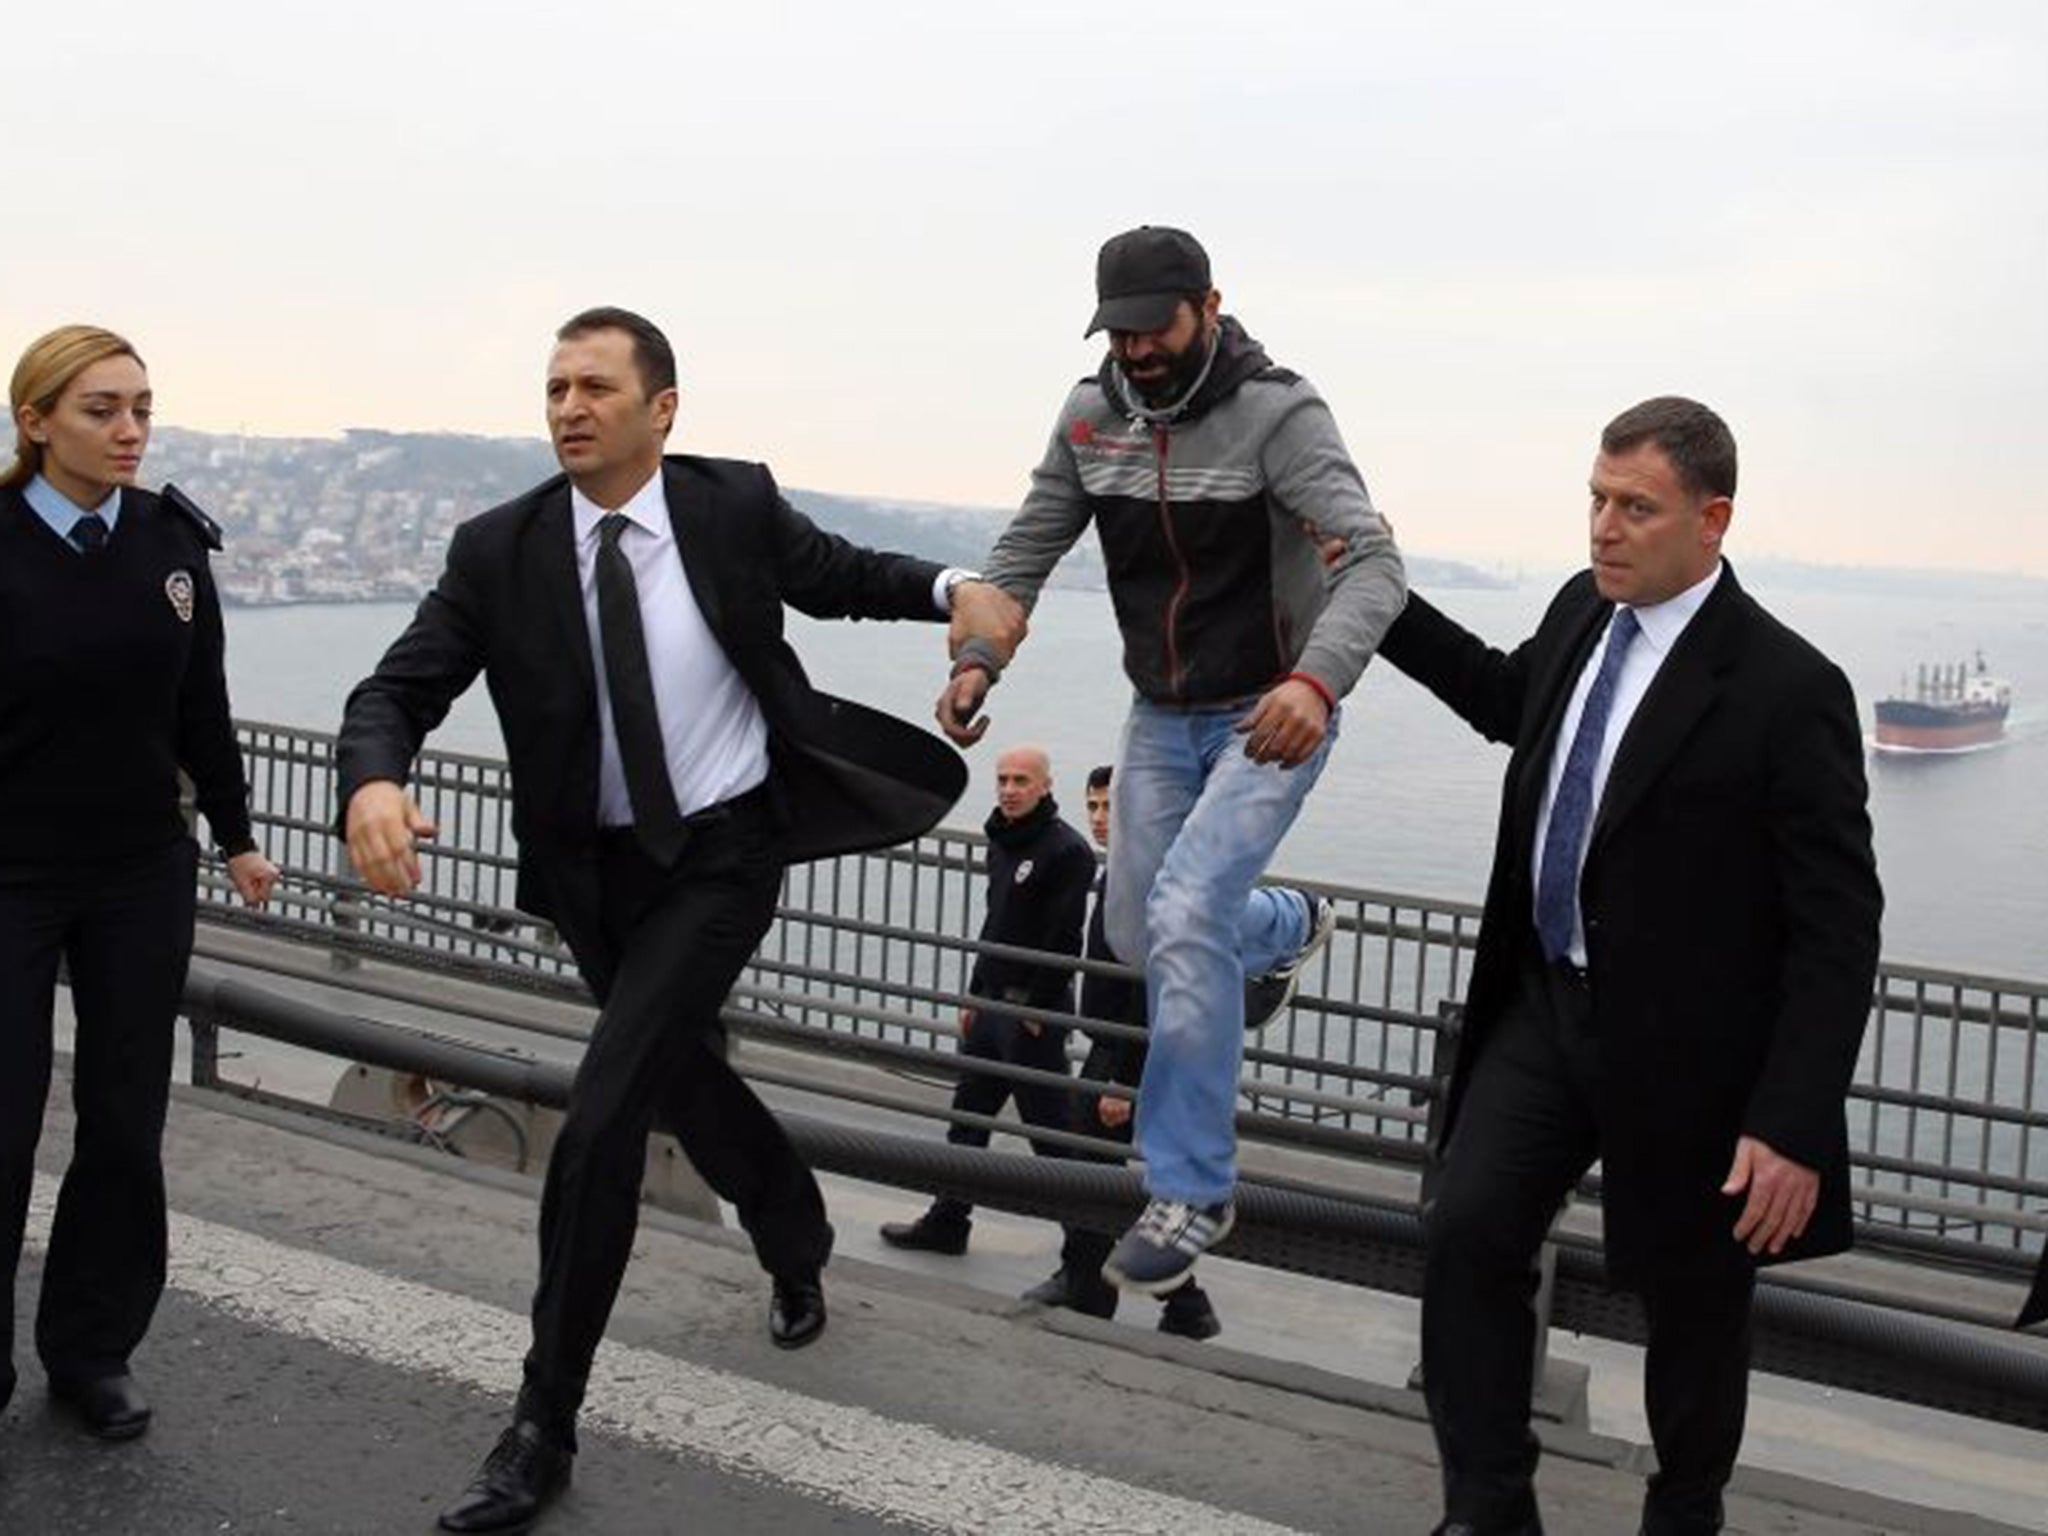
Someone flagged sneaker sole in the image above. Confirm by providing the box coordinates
[1292,896,1338,978]
[1246,897,1338,1030]
[1101,1205,1237,1296]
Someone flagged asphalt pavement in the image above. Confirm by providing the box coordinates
[4,1075,2038,1536]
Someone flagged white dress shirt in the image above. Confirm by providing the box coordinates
[1530,561,1722,964]
[571,469,967,828]
[572,473,771,825]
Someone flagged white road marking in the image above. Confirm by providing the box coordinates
[26,1176,1304,1536]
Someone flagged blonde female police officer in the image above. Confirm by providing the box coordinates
[0,325,276,1439]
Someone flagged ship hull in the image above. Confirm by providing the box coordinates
[1873,709,2008,752]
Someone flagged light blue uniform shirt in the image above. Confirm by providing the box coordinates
[23,473,122,550]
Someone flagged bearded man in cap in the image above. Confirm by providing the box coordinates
[938,226,1404,1294]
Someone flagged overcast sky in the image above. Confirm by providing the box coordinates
[6,1,2044,576]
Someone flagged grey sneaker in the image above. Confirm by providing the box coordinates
[1244,892,1336,1031]
[1103,1198,1236,1294]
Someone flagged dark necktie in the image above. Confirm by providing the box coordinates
[1535,606,1641,962]
[595,514,688,865]
[69,514,109,554]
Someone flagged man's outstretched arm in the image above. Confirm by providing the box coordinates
[937,397,1094,746]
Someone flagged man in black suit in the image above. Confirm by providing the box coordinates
[1377,398,1881,1536]
[336,307,1023,1534]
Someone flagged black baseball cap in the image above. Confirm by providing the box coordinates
[1085,226,1212,337]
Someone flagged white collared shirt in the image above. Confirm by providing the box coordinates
[571,471,770,825]
[24,474,121,547]
[1530,561,1723,964]
[570,468,969,828]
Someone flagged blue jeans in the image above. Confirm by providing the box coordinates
[1105,697,1336,1204]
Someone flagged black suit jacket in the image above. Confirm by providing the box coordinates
[336,455,966,933]
[1379,563,1882,1282]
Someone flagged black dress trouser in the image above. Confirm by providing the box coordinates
[517,798,831,1443]
[1420,955,1756,1536]
[1054,1038,1132,1280]
[923,1008,1075,1233]
[0,839,199,1411]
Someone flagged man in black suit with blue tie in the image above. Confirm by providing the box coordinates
[336,307,1024,1534]
[1376,398,1882,1536]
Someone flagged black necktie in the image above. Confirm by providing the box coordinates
[595,514,688,865]
[69,514,109,555]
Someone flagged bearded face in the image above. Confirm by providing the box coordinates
[1110,300,1214,406]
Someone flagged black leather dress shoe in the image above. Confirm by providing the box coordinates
[1157,1282,1221,1340]
[878,1216,968,1255]
[1430,1519,1543,1536]
[438,1420,573,1533]
[769,1273,827,1349]
[1020,1267,1118,1319]
[49,1372,151,1440]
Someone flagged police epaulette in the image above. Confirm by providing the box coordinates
[162,483,224,550]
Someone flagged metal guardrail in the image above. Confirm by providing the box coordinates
[175,968,2048,1433]
[198,720,2048,1276]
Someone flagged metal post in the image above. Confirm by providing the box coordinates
[189,1008,222,1090]
[331,892,363,972]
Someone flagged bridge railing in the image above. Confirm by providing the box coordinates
[198,720,2048,1273]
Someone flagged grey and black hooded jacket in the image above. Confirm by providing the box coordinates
[977,317,1405,706]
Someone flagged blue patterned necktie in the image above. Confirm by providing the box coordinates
[1535,607,1641,962]
[69,514,109,554]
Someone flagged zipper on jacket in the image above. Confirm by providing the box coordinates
[1154,426,1190,699]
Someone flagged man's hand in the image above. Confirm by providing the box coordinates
[1098,1095,1134,1129]
[345,780,438,897]
[935,666,995,748]
[1236,679,1331,767]
[224,849,281,908]
[1722,1135,1820,1256]
[1300,518,1346,570]
[947,580,1027,669]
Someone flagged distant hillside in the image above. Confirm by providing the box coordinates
[785,491,1512,590]
[136,426,1510,602]
[1736,557,2048,601]
[1403,556,1513,591]
[783,488,1001,572]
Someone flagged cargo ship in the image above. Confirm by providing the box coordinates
[1873,652,2011,752]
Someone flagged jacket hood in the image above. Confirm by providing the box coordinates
[1097,315,1273,427]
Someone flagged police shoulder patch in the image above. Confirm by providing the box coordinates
[161,482,224,550]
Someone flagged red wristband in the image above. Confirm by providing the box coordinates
[1285,671,1335,711]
